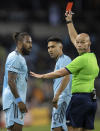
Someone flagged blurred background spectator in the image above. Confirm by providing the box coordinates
[0,0,100,127]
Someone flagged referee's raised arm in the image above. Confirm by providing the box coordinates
[65,11,77,47]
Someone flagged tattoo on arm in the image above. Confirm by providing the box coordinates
[8,71,19,98]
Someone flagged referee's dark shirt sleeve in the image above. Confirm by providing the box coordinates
[65,67,72,74]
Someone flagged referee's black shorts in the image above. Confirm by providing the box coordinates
[66,93,97,129]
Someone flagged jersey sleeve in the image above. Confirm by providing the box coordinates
[8,55,21,73]
[65,55,86,74]
[60,56,72,68]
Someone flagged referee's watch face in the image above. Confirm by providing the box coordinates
[48,41,62,59]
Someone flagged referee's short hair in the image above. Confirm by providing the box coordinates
[47,36,63,44]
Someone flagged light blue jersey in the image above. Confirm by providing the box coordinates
[53,54,72,103]
[51,54,72,130]
[2,50,28,110]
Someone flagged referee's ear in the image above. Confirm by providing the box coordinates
[88,41,91,46]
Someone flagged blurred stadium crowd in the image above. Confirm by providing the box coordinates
[0,0,100,126]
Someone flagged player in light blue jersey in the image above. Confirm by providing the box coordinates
[31,36,72,131]
[2,32,32,131]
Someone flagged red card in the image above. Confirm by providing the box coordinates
[66,2,73,11]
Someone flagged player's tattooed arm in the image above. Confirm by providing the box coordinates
[8,71,28,113]
[8,71,19,98]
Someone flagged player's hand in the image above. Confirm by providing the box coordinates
[52,97,58,109]
[65,11,73,22]
[30,71,43,78]
[18,102,28,113]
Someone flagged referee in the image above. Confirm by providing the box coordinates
[30,11,99,131]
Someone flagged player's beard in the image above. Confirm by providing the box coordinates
[21,47,30,55]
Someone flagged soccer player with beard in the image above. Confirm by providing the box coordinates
[2,32,32,131]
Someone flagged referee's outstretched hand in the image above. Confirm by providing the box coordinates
[30,71,43,78]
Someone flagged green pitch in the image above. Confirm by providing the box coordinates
[94,120,100,131]
[23,120,100,131]
[1,120,99,131]
[23,125,50,131]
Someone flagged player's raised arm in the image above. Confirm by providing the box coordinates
[65,11,78,47]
